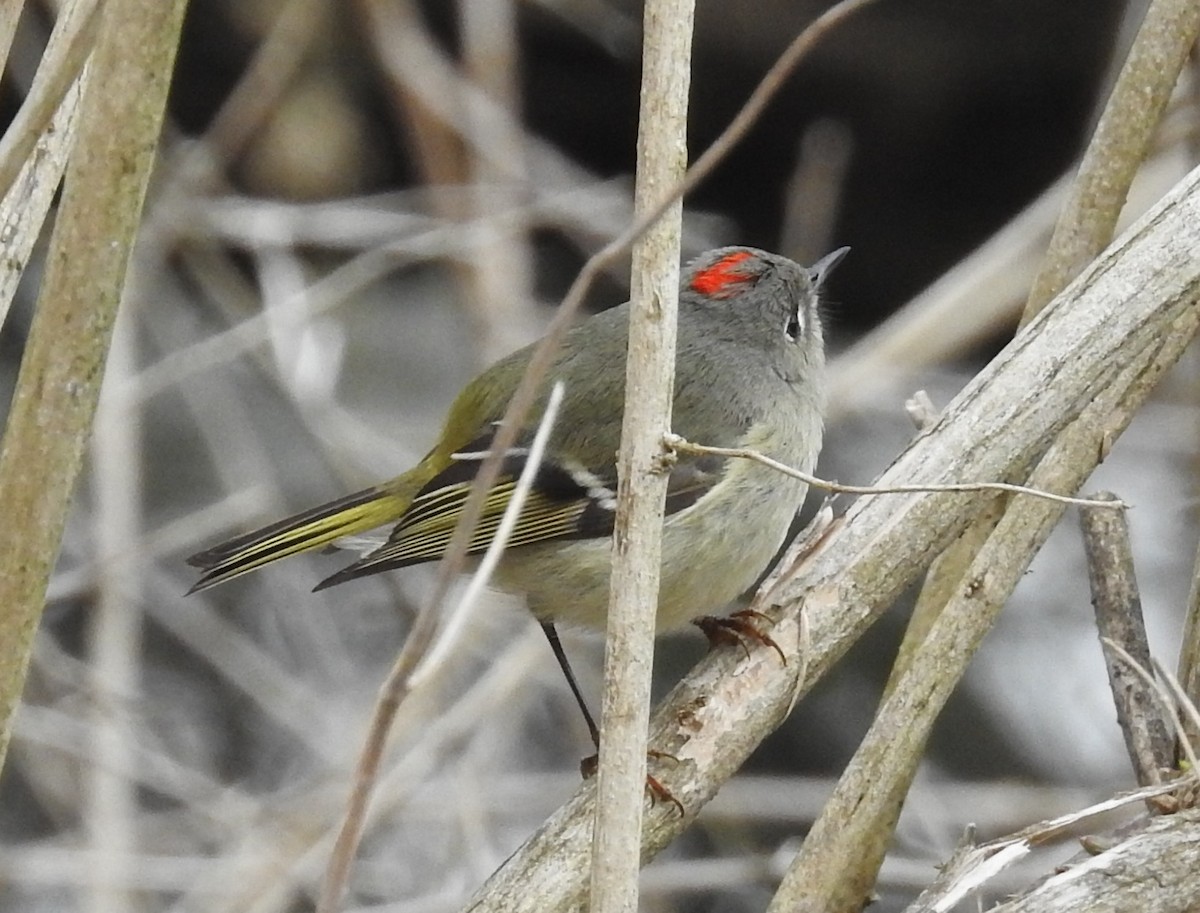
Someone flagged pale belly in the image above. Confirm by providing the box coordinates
[490,455,809,630]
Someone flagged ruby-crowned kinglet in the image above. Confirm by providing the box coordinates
[188,246,845,634]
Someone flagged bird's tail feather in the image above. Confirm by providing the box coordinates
[186,486,407,593]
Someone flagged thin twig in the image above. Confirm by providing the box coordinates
[0,0,100,200]
[87,307,143,913]
[1079,493,1174,787]
[1179,519,1200,752]
[591,0,692,908]
[915,778,1200,911]
[665,435,1129,510]
[409,382,564,687]
[1100,642,1199,774]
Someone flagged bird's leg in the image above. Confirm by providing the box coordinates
[541,621,600,748]
[694,609,787,664]
[540,622,683,815]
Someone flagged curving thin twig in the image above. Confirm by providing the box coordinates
[665,435,1130,510]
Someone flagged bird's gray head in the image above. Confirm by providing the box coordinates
[680,246,848,382]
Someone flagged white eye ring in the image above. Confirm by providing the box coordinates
[785,310,803,341]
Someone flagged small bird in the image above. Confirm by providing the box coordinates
[188,245,844,745]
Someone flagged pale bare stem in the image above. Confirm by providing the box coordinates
[1101,640,1199,773]
[591,0,692,909]
[409,382,564,687]
[0,0,188,771]
[0,62,85,329]
[781,118,853,263]
[913,784,1200,911]
[1180,536,1200,751]
[0,0,99,199]
[460,0,539,364]
[1080,496,1175,787]
[200,0,326,166]
[316,383,564,913]
[86,309,142,913]
[0,0,23,80]
[664,435,1130,510]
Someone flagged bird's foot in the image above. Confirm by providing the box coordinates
[695,609,786,664]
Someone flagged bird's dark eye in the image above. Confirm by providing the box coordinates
[785,311,803,341]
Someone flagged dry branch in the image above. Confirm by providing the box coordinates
[461,163,1200,913]
[768,320,1196,912]
[0,0,100,201]
[969,810,1200,913]
[591,0,693,910]
[0,0,22,80]
[783,3,1200,903]
[909,800,1200,912]
[1181,517,1200,750]
[1080,492,1175,787]
[0,0,188,771]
